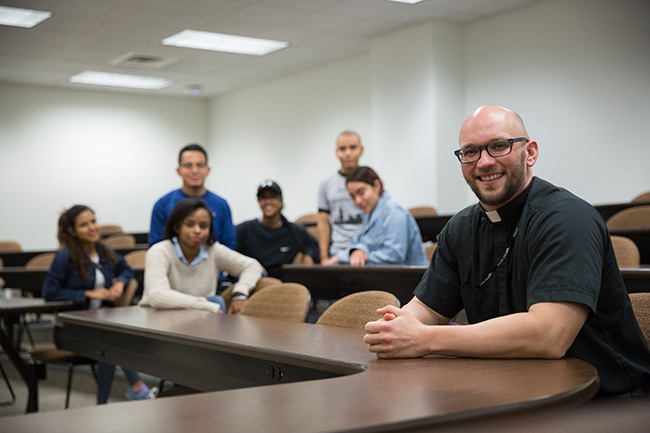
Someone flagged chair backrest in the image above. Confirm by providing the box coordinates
[631,191,650,203]
[99,224,123,236]
[114,278,138,307]
[295,213,319,238]
[424,242,437,261]
[0,256,3,268]
[408,206,438,218]
[316,291,400,330]
[629,293,650,347]
[606,206,650,229]
[295,213,318,225]
[123,249,146,267]
[0,241,22,252]
[611,236,640,268]
[239,283,310,323]
[221,277,283,309]
[25,252,56,269]
[104,233,136,247]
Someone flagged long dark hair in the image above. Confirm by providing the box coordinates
[345,166,384,196]
[163,198,216,245]
[57,205,117,280]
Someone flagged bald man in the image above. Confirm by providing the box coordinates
[364,105,650,398]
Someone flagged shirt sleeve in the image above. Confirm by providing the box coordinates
[213,244,263,296]
[524,199,605,312]
[148,199,165,246]
[111,251,134,286]
[317,179,330,213]
[296,224,320,263]
[42,250,87,304]
[218,202,237,250]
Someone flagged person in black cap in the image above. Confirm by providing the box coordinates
[236,180,319,280]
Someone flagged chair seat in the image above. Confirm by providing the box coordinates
[30,343,93,364]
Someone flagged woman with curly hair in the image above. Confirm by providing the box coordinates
[43,204,157,403]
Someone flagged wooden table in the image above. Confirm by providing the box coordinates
[1,307,599,432]
[283,265,650,305]
[0,245,148,268]
[284,264,427,305]
[0,267,144,299]
[0,298,73,413]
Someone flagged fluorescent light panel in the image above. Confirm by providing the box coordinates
[68,71,173,90]
[388,0,424,4]
[162,30,289,56]
[0,5,52,28]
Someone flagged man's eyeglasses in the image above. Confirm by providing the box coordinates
[179,162,208,170]
[454,137,528,164]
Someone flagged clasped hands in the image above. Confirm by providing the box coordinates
[364,305,430,359]
[85,281,124,302]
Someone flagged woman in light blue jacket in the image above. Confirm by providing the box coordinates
[324,166,428,266]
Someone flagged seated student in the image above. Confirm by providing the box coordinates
[139,198,262,314]
[323,166,428,266]
[236,180,319,280]
[43,205,157,403]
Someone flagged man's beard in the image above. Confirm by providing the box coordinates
[466,151,527,207]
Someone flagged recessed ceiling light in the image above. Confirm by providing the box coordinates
[162,30,289,56]
[68,71,174,90]
[387,0,424,4]
[0,5,52,28]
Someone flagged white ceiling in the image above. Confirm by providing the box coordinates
[0,0,540,98]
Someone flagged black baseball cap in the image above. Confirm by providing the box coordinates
[257,179,282,198]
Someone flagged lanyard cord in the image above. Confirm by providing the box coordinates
[477,223,520,287]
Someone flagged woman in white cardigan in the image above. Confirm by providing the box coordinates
[140,198,262,314]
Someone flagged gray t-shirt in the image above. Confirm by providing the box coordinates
[318,171,363,256]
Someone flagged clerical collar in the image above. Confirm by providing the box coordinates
[482,177,536,224]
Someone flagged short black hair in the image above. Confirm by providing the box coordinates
[178,143,208,165]
[163,198,216,245]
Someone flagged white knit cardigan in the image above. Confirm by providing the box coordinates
[139,240,262,313]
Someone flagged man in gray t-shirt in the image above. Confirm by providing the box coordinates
[317,131,364,263]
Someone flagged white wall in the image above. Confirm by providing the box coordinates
[1,0,648,251]
[209,55,372,225]
[0,85,208,250]
[463,0,650,203]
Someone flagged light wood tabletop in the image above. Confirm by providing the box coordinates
[2,306,600,432]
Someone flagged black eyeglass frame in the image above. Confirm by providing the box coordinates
[454,137,528,164]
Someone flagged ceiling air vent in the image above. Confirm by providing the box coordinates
[110,53,178,70]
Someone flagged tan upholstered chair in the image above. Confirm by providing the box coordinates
[631,191,650,203]
[408,206,438,218]
[104,233,136,247]
[295,213,319,238]
[611,236,640,268]
[221,277,282,310]
[424,242,437,262]
[0,241,22,252]
[99,225,123,236]
[316,291,400,330]
[629,293,650,346]
[123,249,146,267]
[606,206,650,229]
[295,213,318,225]
[0,257,4,268]
[25,252,56,269]
[239,282,310,323]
